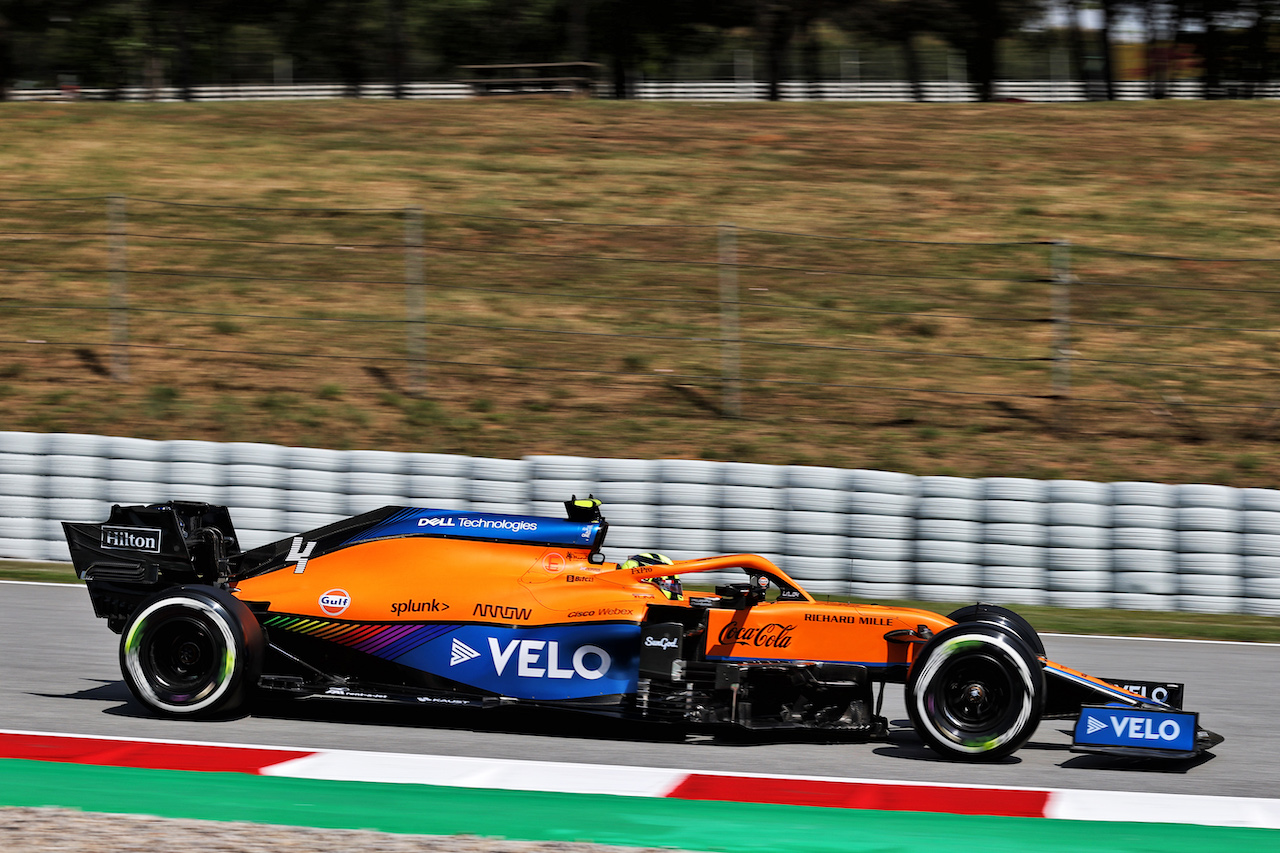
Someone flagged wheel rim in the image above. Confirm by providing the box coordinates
[144,615,220,701]
[911,631,1037,755]
[124,596,238,713]
[927,652,1018,741]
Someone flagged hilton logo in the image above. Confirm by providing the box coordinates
[101,526,162,553]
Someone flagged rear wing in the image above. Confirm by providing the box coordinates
[63,501,241,631]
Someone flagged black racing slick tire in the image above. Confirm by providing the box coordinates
[906,622,1044,761]
[946,603,1045,658]
[119,586,264,718]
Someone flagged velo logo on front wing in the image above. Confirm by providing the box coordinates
[1105,714,1183,742]
[1075,707,1196,752]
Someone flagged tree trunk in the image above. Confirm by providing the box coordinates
[1244,7,1267,98]
[568,0,588,59]
[0,16,11,102]
[1064,0,1086,85]
[902,32,925,102]
[175,0,192,102]
[1202,18,1223,99]
[763,3,791,102]
[966,36,997,101]
[339,0,364,97]
[387,0,405,99]
[1099,0,1117,100]
[609,0,633,99]
[1145,1,1166,99]
[802,17,822,100]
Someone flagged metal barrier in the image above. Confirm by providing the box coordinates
[7,80,1277,103]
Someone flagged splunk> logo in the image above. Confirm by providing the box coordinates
[391,598,449,616]
[101,526,162,553]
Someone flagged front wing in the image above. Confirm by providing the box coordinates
[1043,660,1222,759]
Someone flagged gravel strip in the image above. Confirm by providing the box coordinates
[0,808,695,853]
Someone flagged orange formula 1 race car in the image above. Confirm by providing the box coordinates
[64,499,1223,762]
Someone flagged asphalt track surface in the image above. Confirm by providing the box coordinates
[4,581,1278,800]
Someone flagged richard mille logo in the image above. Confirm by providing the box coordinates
[450,638,480,666]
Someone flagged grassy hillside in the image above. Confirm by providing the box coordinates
[2,99,1280,486]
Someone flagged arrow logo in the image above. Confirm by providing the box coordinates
[450,638,480,666]
[1085,715,1107,735]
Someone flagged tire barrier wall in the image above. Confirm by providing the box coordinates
[2,431,1278,617]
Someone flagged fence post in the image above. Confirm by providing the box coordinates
[404,206,425,396]
[108,194,129,382]
[719,223,742,419]
[1051,239,1072,430]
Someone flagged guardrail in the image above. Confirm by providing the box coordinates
[8,80,1277,103]
[3,430,1277,616]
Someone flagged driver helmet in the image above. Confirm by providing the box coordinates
[619,552,681,600]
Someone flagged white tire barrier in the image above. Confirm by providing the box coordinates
[1110,482,1175,507]
[981,477,1047,502]
[3,432,1274,614]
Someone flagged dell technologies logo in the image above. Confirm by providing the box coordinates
[101,526,162,553]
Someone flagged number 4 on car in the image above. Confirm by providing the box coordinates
[64,498,1222,762]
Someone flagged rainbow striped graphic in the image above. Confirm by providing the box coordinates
[262,615,458,661]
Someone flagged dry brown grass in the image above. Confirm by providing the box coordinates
[2,99,1280,485]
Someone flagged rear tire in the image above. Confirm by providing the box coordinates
[119,586,263,717]
[906,622,1044,761]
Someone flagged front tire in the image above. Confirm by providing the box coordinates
[906,622,1044,761]
[119,586,263,717]
[947,603,1045,657]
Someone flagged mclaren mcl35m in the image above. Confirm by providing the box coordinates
[64,499,1223,762]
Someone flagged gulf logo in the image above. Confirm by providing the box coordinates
[319,589,352,616]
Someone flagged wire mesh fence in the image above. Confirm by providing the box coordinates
[2,195,1280,450]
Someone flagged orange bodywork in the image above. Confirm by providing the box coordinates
[235,539,952,671]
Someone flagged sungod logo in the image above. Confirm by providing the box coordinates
[101,526,161,553]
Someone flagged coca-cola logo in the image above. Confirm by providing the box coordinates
[717,621,795,649]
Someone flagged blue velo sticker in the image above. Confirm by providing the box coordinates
[1073,705,1197,752]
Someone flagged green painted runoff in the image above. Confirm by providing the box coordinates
[1,760,1275,853]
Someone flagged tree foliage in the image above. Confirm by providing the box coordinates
[1,0,1276,100]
